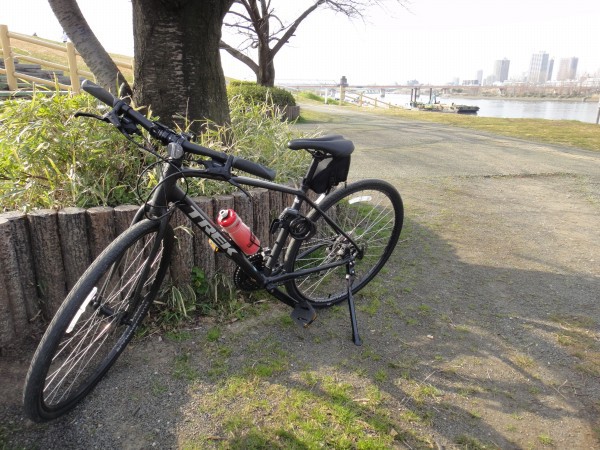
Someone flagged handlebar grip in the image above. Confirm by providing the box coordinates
[81,79,155,131]
[181,141,276,181]
[233,157,276,181]
[81,80,118,106]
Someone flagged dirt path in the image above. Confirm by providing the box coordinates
[2,105,599,449]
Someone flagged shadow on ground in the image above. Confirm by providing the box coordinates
[1,213,598,449]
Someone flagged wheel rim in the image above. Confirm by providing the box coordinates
[291,186,400,304]
[41,229,166,411]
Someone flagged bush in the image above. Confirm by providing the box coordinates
[0,92,313,211]
[227,81,296,107]
[0,93,146,211]
[188,94,311,197]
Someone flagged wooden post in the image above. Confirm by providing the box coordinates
[58,207,91,291]
[114,204,140,235]
[86,206,116,260]
[596,97,600,125]
[27,210,67,318]
[251,188,271,249]
[0,219,23,347]
[0,25,17,91]
[170,208,195,287]
[0,211,40,322]
[192,197,215,279]
[65,41,80,93]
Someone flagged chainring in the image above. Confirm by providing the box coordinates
[233,253,264,291]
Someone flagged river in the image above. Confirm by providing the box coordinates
[382,93,599,124]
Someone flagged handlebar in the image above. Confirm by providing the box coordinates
[80,80,276,181]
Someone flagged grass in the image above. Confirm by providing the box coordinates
[297,94,600,152]
[454,434,493,449]
[173,353,199,382]
[383,107,600,152]
[8,36,134,82]
[187,371,432,449]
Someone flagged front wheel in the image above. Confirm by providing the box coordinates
[284,179,403,307]
[23,218,173,422]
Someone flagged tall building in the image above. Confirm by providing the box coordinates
[529,51,550,84]
[547,58,554,81]
[557,57,579,81]
[493,58,510,82]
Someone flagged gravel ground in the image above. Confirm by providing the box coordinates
[1,104,599,449]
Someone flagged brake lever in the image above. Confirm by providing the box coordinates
[74,110,119,127]
[75,110,140,138]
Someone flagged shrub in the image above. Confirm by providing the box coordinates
[187,94,311,197]
[0,92,312,211]
[0,93,146,211]
[0,94,308,211]
[227,81,296,107]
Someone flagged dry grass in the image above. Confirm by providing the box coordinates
[7,36,134,82]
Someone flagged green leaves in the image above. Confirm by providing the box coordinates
[1,91,312,212]
[0,93,141,211]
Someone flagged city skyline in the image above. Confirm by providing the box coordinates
[2,0,599,85]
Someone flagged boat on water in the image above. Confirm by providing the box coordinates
[413,102,480,114]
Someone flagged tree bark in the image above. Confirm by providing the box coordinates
[132,0,234,130]
[48,0,132,95]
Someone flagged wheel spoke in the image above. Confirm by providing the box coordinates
[287,183,402,305]
[25,220,172,419]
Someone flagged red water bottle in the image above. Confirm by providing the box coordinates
[217,209,260,255]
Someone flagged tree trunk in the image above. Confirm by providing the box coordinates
[132,0,234,130]
[257,44,275,87]
[48,0,131,95]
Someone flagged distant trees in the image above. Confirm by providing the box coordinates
[220,0,407,86]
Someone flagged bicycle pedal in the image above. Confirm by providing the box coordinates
[291,302,317,328]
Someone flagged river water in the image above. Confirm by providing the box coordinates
[383,93,599,124]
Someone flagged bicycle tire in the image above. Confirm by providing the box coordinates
[23,218,174,422]
[284,179,403,307]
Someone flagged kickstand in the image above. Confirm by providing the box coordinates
[346,260,362,346]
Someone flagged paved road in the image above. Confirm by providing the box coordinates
[297,103,600,181]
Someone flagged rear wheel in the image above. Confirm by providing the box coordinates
[285,179,403,307]
[23,219,173,422]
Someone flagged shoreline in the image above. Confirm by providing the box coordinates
[437,94,599,103]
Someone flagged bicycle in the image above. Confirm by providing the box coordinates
[23,80,404,422]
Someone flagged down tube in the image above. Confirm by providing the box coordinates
[176,197,265,284]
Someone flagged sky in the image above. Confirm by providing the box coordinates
[2,0,599,86]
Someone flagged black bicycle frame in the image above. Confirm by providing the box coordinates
[130,155,360,309]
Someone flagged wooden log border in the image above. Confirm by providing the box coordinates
[0,187,302,352]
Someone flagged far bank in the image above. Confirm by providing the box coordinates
[295,95,600,152]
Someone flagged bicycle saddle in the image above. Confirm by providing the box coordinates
[287,135,354,157]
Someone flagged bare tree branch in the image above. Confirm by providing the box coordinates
[222,0,407,86]
[220,40,260,75]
